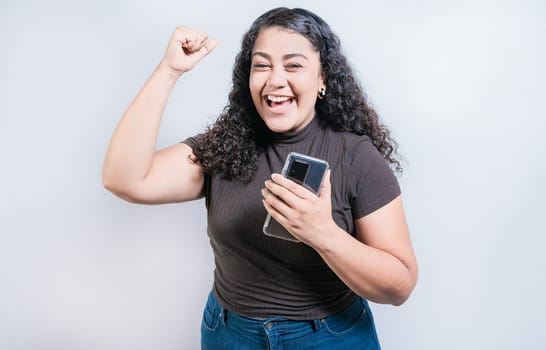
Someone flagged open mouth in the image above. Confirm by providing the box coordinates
[266,95,293,107]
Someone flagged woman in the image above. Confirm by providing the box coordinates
[103,7,418,350]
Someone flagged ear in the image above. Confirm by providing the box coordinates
[320,71,326,90]
[317,73,327,99]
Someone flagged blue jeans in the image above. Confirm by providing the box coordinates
[201,292,381,349]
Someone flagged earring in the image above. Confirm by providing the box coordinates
[318,87,326,99]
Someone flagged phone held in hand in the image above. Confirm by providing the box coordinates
[263,152,329,242]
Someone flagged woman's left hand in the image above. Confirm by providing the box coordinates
[261,170,337,247]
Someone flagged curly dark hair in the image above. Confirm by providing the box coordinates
[192,7,401,182]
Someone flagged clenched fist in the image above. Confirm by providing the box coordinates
[160,26,220,76]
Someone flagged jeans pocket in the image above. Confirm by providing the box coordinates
[202,294,222,331]
[322,298,368,335]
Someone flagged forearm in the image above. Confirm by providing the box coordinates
[262,174,418,305]
[315,225,417,306]
[102,64,181,189]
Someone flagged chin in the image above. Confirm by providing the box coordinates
[264,119,294,133]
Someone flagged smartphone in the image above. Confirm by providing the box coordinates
[263,152,329,242]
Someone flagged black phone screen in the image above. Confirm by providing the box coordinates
[287,159,308,185]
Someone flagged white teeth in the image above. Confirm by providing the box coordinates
[267,95,291,103]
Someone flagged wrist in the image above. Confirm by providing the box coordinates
[310,221,345,254]
[156,61,184,81]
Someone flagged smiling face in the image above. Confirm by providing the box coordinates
[249,26,325,133]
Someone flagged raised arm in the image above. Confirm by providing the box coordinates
[102,26,219,204]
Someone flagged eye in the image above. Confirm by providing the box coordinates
[285,63,303,71]
[252,63,270,71]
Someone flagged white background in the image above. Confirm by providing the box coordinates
[1,0,545,349]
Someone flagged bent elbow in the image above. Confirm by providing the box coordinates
[103,179,129,202]
[102,172,124,197]
[391,269,419,306]
[391,290,412,306]
[104,185,143,204]
[102,172,141,204]
[388,285,414,306]
[102,175,116,194]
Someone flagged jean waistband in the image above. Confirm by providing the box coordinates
[206,292,365,330]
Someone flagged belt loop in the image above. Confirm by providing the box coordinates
[218,303,227,326]
[312,319,323,332]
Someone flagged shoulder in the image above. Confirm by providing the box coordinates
[182,133,206,149]
[323,128,380,170]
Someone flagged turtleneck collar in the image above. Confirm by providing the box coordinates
[264,116,322,145]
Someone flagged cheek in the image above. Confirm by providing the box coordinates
[249,75,263,100]
[294,77,320,100]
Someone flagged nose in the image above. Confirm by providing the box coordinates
[266,67,287,88]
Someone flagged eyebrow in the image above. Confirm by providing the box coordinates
[252,51,309,60]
